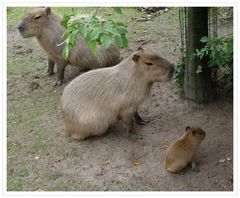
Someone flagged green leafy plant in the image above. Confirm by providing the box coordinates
[174,58,185,87]
[61,7,128,59]
[174,34,233,92]
[194,34,233,92]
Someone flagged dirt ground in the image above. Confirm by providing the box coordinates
[7,7,233,191]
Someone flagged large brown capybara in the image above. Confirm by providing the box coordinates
[17,7,120,86]
[61,47,174,140]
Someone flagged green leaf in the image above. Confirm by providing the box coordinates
[103,22,114,33]
[116,21,125,26]
[224,83,233,93]
[62,45,69,60]
[69,29,79,45]
[91,28,102,40]
[200,36,210,43]
[122,35,128,48]
[62,28,73,38]
[61,13,75,28]
[61,18,69,29]
[100,34,112,48]
[196,65,203,74]
[110,30,121,36]
[117,26,128,34]
[115,35,123,48]
[113,7,122,15]
[79,24,88,38]
[88,40,97,54]
[68,18,83,27]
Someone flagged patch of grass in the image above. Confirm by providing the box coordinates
[7,40,45,74]
[7,7,33,29]
[7,158,30,191]
[47,171,63,181]
[118,181,132,191]
[7,175,24,191]
[8,92,59,137]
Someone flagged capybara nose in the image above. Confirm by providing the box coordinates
[17,23,24,32]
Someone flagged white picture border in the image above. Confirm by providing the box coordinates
[1,0,239,197]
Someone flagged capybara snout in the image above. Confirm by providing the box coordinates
[16,22,25,33]
[17,21,27,38]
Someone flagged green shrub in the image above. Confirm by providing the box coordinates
[194,34,233,92]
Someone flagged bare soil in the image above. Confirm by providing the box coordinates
[7,8,233,191]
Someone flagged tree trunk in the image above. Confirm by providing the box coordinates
[184,7,216,103]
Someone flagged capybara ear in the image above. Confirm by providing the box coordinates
[45,7,51,15]
[186,126,191,131]
[137,46,144,51]
[132,54,140,62]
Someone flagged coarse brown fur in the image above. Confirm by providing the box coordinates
[164,127,206,173]
[17,7,120,86]
[61,47,174,140]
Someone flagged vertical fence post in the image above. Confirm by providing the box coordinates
[184,7,216,103]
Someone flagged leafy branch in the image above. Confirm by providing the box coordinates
[60,7,128,59]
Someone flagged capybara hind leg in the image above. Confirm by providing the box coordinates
[134,111,149,125]
[47,58,55,76]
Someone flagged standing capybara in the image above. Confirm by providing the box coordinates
[61,47,174,140]
[17,7,120,86]
[164,127,206,173]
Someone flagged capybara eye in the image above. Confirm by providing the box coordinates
[145,61,153,66]
[34,15,41,20]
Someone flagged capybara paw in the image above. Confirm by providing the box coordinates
[53,80,63,86]
[69,133,84,140]
[191,166,200,172]
[135,118,150,125]
[47,71,54,76]
[129,133,143,140]
[134,113,150,125]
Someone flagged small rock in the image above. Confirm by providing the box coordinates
[226,157,231,161]
[103,160,111,165]
[219,159,226,163]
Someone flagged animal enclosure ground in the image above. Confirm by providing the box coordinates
[7,7,233,191]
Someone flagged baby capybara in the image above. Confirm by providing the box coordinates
[17,7,120,86]
[61,47,174,140]
[164,127,206,173]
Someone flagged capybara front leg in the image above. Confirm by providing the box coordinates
[47,58,55,76]
[120,112,143,140]
[54,62,66,86]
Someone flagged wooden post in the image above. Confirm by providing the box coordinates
[184,7,216,103]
